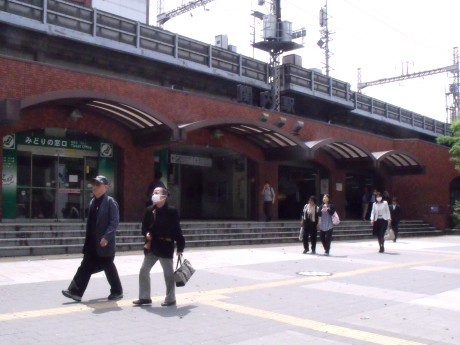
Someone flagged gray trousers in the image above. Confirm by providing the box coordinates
[139,252,175,303]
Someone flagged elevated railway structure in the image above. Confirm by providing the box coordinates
[0,0,449,139]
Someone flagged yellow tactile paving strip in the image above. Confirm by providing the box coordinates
[1,253,459,345]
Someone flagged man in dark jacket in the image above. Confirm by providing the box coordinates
[62,176,123,302]
[133,187,185,307]
[390,196,402,242]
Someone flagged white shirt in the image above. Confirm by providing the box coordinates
[370,201,391,221]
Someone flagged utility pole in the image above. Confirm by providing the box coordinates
[318,1,332,76]
[253,0,304,111]
[446,47,459,123]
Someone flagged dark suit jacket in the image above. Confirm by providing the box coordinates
[390,204,402,222]
[83,194,119,257]
[142,203,185,258]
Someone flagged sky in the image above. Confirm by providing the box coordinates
[152,0,460,123]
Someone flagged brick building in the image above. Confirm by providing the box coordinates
[0,0,457,229]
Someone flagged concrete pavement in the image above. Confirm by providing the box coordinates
[0,236,459,344]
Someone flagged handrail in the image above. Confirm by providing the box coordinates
[0,0,450,136]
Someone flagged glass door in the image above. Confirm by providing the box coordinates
[16,152,98,220]
[31,155,58,219]
[56,156,84,220]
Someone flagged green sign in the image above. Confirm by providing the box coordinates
[16,133,98,151]
[2,134,17,218]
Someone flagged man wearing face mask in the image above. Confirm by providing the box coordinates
[133,187,185,307]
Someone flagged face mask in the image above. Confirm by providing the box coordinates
[376,197,382,202]
[152,194,162,203]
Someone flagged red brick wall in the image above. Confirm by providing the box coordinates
[1,56,458,227]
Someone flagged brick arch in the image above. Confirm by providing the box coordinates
[372,149,424,175]
[19,89,179,146]
[306,137,375,166]
[179,118,311,161]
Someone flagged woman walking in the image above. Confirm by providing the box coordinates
[318,194,335,256]
[301,196,319,254]
[370,191,391,253]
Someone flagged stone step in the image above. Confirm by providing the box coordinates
[0,220,445,257]
[0,221,436,238]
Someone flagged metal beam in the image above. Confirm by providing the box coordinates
[358,64,458,90]
[157,0,217,27]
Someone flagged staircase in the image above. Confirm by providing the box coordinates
[0,220,447,257]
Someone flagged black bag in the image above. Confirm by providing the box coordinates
[174,255,195,287]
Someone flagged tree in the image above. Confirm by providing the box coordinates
[437,120,460,171]
[437,120,460,226]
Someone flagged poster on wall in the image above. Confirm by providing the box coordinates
[320,178,329,195]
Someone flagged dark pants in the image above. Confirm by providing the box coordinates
[263,201,273,221]
[391,220,400,241]
[320,229,333,253]
[373,219,388,249]
[302,221,318,252]
[68,253,123,297]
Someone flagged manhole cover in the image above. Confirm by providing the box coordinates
[297,271,333,276]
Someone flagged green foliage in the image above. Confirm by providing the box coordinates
[438,120,460,226]
[437,120,460,172]
[451,201,460,227]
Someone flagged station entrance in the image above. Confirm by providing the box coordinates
[2,130,117,221]
[16,151,98,220]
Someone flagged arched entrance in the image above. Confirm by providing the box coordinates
[5,129,118,220]
[164,145,257,220]
[278,162,329,219]
[345,170,383,220]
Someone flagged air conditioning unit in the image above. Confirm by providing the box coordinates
[237,85,253,105]
[260,91,273,109]
[280,96,295,113]
[215,34,228,49]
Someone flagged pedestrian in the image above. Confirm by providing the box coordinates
[389,196,402,242]
[145,170,166,206]
[301,195,319,254]
[133,187,185,307]
[261,181,276,221]
[318,194,335,256]
[362,187,370,220]
[369,188,377,208]
[62,176,123,302]
[370,191,391,253]
[383,190,391,202]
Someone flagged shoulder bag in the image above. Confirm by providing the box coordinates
[332,211,340,225]
[174,254,195,287]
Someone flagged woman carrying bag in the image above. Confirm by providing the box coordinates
[318,194,335,256]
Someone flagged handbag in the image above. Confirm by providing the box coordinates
[299,226,304,241]
[384,228,395,241]
[174,254,195,287]
[332,211,340,225]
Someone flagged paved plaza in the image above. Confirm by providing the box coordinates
[0,236,459,345]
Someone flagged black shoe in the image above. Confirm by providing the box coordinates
[108,293,123,301]
[133,298,152,305]
[324,252,329,256]
[161,301,176,307]
[379,247,384,253]
[311,250,316,254]
[62,289,82,302]
[302,249,309,254]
